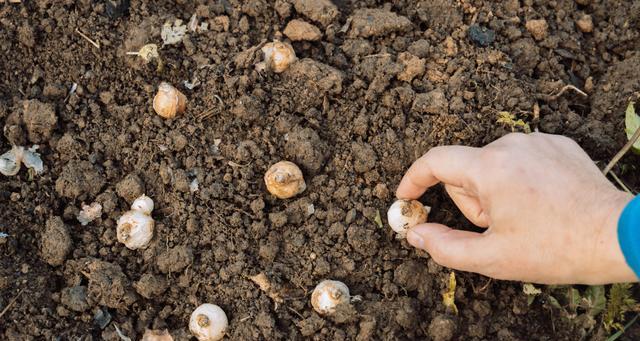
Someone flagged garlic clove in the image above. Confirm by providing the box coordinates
[261,41,297,73]
[0,146,24,176]
[131,194,154,215]
[387,199,430,238]
[264,161,306,199]
[153,82,187,119]
[117,210,154,249]
[189,303,228,341]
[311,280,351,315]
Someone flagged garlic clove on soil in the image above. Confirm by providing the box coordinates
[311,280,350,315]
[189,303,228,341]
[131,194,154,215]
[116,210,154,249]
[260,41,297,73]
[0,146,24,176]
[153,82,187,119]
[264,161,306,199]
[387,199,430,238]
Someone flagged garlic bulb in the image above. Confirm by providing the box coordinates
[260,41,297,73]
[264,161,306,199]
[117,195,155,249]
[189,304,228,341]
[153,82,187,119]
[311,280,351,315]
[131,194,154,215]
[117,210,154,249]
[387,199,430,238]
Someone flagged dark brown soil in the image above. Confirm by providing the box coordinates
[2,0,640,340]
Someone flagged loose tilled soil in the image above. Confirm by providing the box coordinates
[2,0,640,340]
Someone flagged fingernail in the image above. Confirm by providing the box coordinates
[407,228,425,248]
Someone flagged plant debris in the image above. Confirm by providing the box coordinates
[442,271,458,315]
[161,20,187,46]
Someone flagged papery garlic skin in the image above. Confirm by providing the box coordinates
[153,82,187,119]
[311,280,350,315]
[0,146,23,176]
[117,210,154,249]
[131,194,154,215]
[264,161,306,199]
[189,304,228,341]
[261,41,297,73]
[387,199,430,238]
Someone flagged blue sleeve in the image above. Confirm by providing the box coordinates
[618,195,640,279]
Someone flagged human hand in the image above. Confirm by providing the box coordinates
[397,133,636,284]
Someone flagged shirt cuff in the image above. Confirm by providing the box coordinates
[618,195,640,279]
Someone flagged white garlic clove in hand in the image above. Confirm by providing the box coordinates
[131,194,154,215]
[261,41,297,73]
[189,304,228,341]
[153,82,187,119]
[311,280,350,315]
[117,210,154,249]
[264,161,306,199]
[387,199,430,238]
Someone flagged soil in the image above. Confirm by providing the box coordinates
[1,0,640,340]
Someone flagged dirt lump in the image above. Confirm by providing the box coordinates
[134,273,169,299]
[22,99,57,143]
[40,216,72,266]
[85,259,135,309]
[428,315,457,341]
[348,9,412,38]
[284,19,322,41]
[116,173,145,204]
[293,0,339,27]
[55,160,106,200]
[157,245,194,273]
[284,126,328,174]
[60,286,90,312]
[412,89,449,114]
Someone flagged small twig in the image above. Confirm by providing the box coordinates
[537,84,588,101]
[603,126,640,175]
[0,288,25,319]
[287,306,304,319]
[75,28,100,49]
[609,171,634,194]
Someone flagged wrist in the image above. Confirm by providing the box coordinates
[583,190,636,284]
[617,194,640,281]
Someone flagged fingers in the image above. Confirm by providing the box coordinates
[396,146,480,199]
[407,223,494,273]
[444,184,490,227]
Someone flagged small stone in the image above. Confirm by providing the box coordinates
[526,19,548,40]
[468,25,495,47]
[284,19,322,41]
[576,14,593,33]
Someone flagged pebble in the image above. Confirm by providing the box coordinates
[576,14,593,33]
[468,25,495,47]
[526,19,548,40]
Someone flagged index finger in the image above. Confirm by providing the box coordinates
[396,145,479,199]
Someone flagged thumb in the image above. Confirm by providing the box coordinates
[407,223,493,273]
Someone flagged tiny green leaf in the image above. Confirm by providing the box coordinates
[624,102,640,152]
[583,285,606,317]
